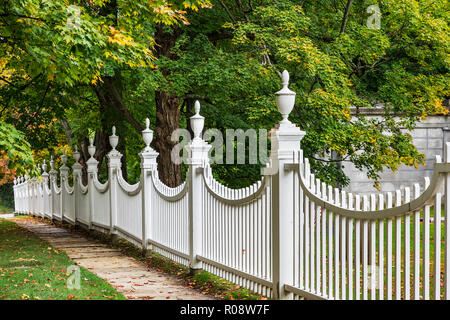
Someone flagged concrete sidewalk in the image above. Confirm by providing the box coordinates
[9,217,213,300]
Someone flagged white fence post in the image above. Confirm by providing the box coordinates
[72,147,82,225]
[49,156,57,220]
[86,138,98,230]
[107,127,122,238]
[59,151,69,223]
[186,101,211,273]
[139,119,158,254]
[267,71,305,299]
[42,161,49,217]
[13,178,17,214]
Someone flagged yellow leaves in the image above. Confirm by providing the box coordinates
[341,109,351,121]
[107,26,136,47]
[47,73,54,81]
[21,293,30,300]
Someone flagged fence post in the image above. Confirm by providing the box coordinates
[186,101,211,273]
[86,138,98,230]
[72,147,82,225]
[267,71,305,299]
[139,119,158,255]
[13,178,17,214]
[59,151,69,223]
[107,127,122,239]
[49,156,57,221]
[42,160,49,218]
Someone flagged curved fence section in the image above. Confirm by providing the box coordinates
[12,72,450,300]
[200,163,273,297]
[149,168,189,266]
[286,151,449,300]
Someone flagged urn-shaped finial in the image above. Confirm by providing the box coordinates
[61,150,67,165]
[73,146,80,162]
[190,100,204,140]
[88,137,96,158]
[142,118,153,151]
[275,70,296,125]
[13,177,17,185]
[37,163,42,174]
[109,126,119,150]
[42,159,47,173]
[50,155,55,170]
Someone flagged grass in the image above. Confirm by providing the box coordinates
[46,217,266,300]
[0,204,12,214]
[0,218,126,300]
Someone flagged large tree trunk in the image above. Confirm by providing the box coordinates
[153,24,183,187]
[155,91,182,187]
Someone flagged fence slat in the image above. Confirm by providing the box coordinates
[404,187,411,300]
[378,194,384,300]
[386,192,393,300]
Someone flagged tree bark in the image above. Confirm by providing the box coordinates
[153,24,183,187]
[155,91,182,187]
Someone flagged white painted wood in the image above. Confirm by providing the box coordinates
[423,177,431,300]
[435,191,442,300]
[386,192,393,300]
[378,194,384,300]
[395,189,402,300]
[348,193,354,301]
[404,187,411,300]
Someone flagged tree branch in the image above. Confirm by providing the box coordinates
[339,0,353,34]
[218,0,236,23]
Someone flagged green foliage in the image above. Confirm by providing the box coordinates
[0,121,35,175]
[227,0,449,187]
[1,0,449,188]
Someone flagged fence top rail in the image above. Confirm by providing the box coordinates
[92,174,109,194]
[62,176,74,195]
[116,168,141,196]
[291,156,449,220]
[150,168,189,202]
[201,164,269,205]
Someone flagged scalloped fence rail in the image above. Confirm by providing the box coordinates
[13,71,450,300]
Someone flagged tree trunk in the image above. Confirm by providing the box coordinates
[155,91,182,187]
[153,24,183,187]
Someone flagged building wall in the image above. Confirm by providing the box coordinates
[343,114,450,195]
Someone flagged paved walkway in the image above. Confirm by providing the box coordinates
[10,217,212,300]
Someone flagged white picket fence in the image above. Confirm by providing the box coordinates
[13,71,450,300]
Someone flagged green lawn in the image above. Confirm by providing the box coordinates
[0,218,126,300]
[0,204,12,214]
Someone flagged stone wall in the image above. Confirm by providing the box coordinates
[343,112,450,195]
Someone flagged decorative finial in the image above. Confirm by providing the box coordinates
[73,145,80,162]
[88,136,96,158]
[142,118,153,151]
[194,100,200,114]
[50,155,55,170]
[190,100,205,140]
[275,70,296,126]
[109,126,119,150]
[281,70,289,87]
[61,149,67,165]
[42,160,47,173]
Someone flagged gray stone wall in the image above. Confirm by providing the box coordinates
[343,114,450,195]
